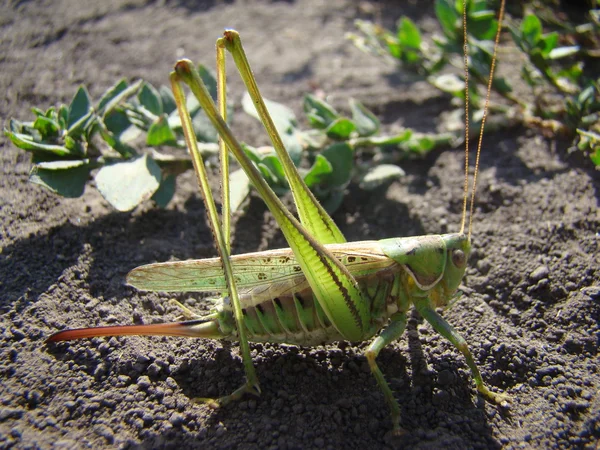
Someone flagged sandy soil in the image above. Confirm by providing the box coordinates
[1,1,599,449]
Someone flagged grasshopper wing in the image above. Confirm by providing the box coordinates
[127,241,395,296]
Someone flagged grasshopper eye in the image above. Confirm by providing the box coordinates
[451,249,466,268]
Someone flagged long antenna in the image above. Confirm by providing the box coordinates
[464,0,506,240]
[459,1,470,235]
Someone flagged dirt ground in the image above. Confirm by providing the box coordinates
[1,0,599,449]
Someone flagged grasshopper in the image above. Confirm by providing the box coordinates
[48,0,508,434]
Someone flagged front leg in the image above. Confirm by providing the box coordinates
[413,297,510,405]
[365,312,408,435]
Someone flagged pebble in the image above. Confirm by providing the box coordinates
[94,424,115,443]
[529,266,549,282]
[169,412,184,426]
[137,376,151,390]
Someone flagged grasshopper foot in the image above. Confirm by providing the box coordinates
[478,384,510,408]
[384,426,409,447]
[390,423,408,437]
[194,380,261,409]
[194,397,221,409]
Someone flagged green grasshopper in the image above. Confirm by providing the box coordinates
[48,0,508,434]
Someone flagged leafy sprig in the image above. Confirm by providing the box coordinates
[348,0,600,165]
[6,65,456,213]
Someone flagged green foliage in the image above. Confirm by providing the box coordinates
[4,71,214,211]
[7,59,455,213]
[571,81,600,164]
[349,0,511,106]
[349,0,600,166]
[509,13,580,93]
[235,92,456,212]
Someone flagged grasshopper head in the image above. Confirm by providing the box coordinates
[430,233,471,307]
[379,233,471,307]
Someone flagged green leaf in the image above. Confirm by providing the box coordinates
[304,94,339,129]
[539,32,558,57]
[197,64,218,101]
[68,86,91,128]
[242,92,302,164]
[529,48,553,79]
[242,144,263,164]
[5,130,72,156]
[397,17,421,50]
[468,10,497,40]
[95,154,161,211]
[576,129,600,165]
[36,160,88,170]
[191,109,219,143]
[406,136,436,153]
[468,0,489,14]
[299,129,328,150]
[66,109,95,140]
[242,92,298,133]
[435,0,458,40]
[350,99,379,136]
[104,109,133,137]
[229,168,251,212]
[359,164,405,190]
[29,160,90,198]
[592,148,600,166]
[431,73,465,95]
[548,46,580,60]
[303,154,333,187]
[151,174,176,207]
[280,131,303,167]
[147,114,178,146]
[98,79,128,112]
[326,118,357,139]
[320,189,345,214]
[159,85,177,115]
[138,82,163,117]
[257,162,278,186]
[578,85,595,107]
[521,15,542,47]
[32,107,46,118]
[261,154,287,184]
[557,63,583,83]
[64,135,85,155]
[101,109,138,157]
[386,41,402,60]
[33,115,60,138]
[8,118,26,134]
[352,129,413,148]
[321,142,353,187]
[58,105,69,129]
[174,90,220,143]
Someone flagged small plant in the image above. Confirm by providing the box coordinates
[6,64,457,213]
[571,82,600,166]
[349,0,600,166]
[239,92,454,212]
[5,70,218,211]
[349,0,514,108]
